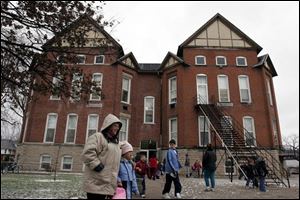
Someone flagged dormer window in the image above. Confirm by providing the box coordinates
[216,56,227,67]
[195,56,206,65]
[77,55,85,64]
[236,56,247,66]
[94,55,105,64]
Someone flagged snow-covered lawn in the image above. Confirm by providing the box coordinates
[1,173,86,199]
[1,173,299,199]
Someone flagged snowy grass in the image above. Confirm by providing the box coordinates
[1,173,86,199]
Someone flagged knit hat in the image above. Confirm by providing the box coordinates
[120,141,133,155]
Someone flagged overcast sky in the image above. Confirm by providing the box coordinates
[103,1,299,138]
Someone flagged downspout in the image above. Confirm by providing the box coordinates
[159,71,163,151]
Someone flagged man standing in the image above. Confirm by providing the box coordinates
[202,143,217,192]
[162,139,182,199]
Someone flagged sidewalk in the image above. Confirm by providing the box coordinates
[133,174,299,199]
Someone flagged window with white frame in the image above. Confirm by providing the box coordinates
[195,56,206,65]
[76,55,85,64]
[94,55,105,64]
[236,56,247,66]
[86,114,99,140]
[198,116,210,146]
[216,56,227,66]
[121,75,131,104]
[266,79,273,106]
[238,75,251,103]
[44,113,58,143]
[119,117,129,141]
[144,96,155,124]
[169,77,177,104]
[196,74,208,104]
[40,155,51,170]
[65,114,78,143]
[71,73,83,101]
[90,73,103,101]
[218,75,230,102]
[169,118,178,144]
[61,156,73,170]
[50,75,62,100]
[243,116,256,146]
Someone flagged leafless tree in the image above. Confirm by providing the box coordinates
[1,1,118,139]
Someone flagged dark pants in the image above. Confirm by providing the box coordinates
[162,173,182,196]
[150,167,157,179]
[87,193,112,199]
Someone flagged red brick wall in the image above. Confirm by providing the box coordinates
[23,47,281,150]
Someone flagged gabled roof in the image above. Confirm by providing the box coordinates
[160,51,190,70]
[177,13,263,57]
[42,14,124,56]
[253,54,278,77]
[115,52,140,70]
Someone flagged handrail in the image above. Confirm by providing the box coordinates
[195,95,290,187]
[195,96,248,180]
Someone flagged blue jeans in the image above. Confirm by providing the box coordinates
[203,169,215,188]
[259,176,266,192]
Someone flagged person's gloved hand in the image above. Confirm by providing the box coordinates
[94,163,104,172]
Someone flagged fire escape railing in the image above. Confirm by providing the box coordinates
[195,95,290,188]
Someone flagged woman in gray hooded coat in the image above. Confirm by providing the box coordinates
[81,114,122,199]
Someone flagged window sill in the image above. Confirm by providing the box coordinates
[144,122,155,125]
[87,102,103,108]
[217,102,233,107]
[121,101,131,105]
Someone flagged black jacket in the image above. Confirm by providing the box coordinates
[202,150,217,171]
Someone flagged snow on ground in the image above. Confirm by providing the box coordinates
[1,173,299,199]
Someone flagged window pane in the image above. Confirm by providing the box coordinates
[170,119,177,143]
[217,57,226,65]
[196,56,205,65]
[63,157,72,170]
[197,76,207,85]
[170,78,176,90]
[88,116,98,129]
[241,89,249,102]
[93,74,102,84]
[244,118,253,132]
[122,78,129,90]
[42,156,51,163]
[77,55,85,64]
[237,57,246,66]
[48,115,57,128]
[46,129,55,142]
[66,130,75,143]
[239,77,247,89]
[68,115,77,129]
[120,118,128,141]
[122,90,128,102]
[95,55,104,64]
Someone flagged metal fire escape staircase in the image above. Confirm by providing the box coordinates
[195,96,290,188]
